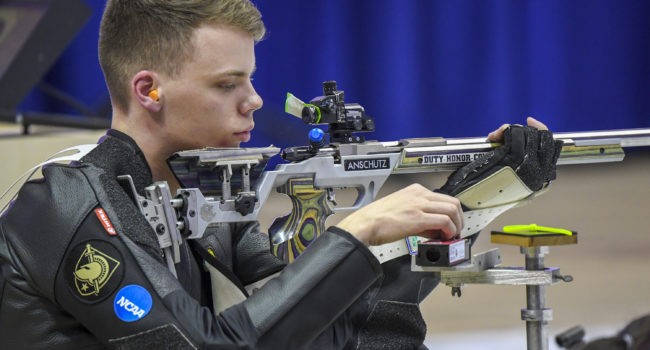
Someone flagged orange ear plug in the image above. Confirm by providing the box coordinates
[148,89,159,102]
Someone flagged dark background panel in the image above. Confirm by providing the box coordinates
[4,0,649,145]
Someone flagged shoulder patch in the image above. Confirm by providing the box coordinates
[64,239,124,303]
[94,207,118,236]
[114,285,153,322]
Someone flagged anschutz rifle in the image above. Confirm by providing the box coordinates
[131,81,650,276]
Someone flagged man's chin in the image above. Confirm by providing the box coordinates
[216,141,242,149]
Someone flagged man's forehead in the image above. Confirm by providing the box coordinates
[192,22,255,48]
[183,23,256,76]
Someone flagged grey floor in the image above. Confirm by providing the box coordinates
[3,125,649,349]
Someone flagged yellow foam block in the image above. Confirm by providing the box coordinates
[490,230,578,247]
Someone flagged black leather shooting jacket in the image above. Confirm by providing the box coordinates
[0,130,382,349]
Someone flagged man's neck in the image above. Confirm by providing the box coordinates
[148,158,181,193]
[111,118,181,193]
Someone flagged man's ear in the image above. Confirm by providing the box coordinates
[132,71,162,113]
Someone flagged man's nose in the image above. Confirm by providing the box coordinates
[241,88,263,115]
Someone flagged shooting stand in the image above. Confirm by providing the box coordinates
[412,230,577,350]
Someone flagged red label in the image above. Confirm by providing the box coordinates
[94,208,117,236]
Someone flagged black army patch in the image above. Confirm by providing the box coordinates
[63,240,124,303]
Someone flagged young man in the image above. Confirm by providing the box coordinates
[0,1,556,349]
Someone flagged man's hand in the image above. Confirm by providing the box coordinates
[440,116,563,197]
[337,184,463,246]
[487,116,548,141]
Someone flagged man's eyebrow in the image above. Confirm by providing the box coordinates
[213,66,257,79]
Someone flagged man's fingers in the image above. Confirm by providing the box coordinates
[526,116,548,130]
[430,201,463,235]
[487,117,549,142]
[487,123,510,142]
[413,198,463,239]
[419,190,464,233]
[418,213,458,240]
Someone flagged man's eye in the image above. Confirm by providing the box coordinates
[219,83,236,91]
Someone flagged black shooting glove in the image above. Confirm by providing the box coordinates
[439,124,563,198]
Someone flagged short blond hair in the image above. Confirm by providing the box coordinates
[99,0,265,112]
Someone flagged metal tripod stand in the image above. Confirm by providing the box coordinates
[412,230,577,350]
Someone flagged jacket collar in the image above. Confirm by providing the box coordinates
[81,129,153,195]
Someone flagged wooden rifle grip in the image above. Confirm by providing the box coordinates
[270,177,334,262]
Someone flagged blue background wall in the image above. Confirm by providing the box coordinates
[19,0,650,147]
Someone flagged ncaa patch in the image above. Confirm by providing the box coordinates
[64,240,123,303]
[114,285,153,322]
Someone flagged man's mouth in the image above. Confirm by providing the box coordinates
[234,127,253,142]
